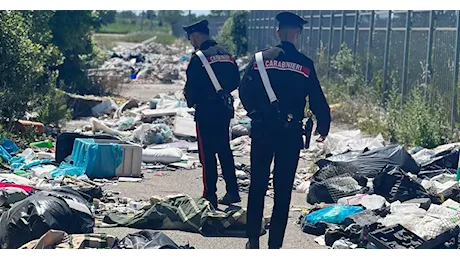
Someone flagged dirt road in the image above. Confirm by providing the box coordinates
[71,83,349,249]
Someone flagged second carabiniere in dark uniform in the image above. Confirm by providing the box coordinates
[239,12,331,249]
[183,20,241,209]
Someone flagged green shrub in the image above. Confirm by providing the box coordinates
[389,87,450,148]
[34,88,72,127]
[215,11,249,57]
[326,44,452,148]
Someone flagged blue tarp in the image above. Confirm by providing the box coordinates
[70,138,123,179]
[305,205,364,225]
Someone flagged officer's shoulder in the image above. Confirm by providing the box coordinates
[207,42,228,54]
[298,52,314,66]
[260,47,284,60]
[188,52,201,64]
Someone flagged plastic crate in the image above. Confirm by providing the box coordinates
[367,224,460,249]
[94,139,142,177]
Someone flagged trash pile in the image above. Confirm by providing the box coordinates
[99,38,252,85]
[100,40,193,84]
[19,229,194,249]
[298,136,460,249]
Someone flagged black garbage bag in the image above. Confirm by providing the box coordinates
[114,230,194,249]
[420,148,459,171]
[317,145,420,179]
[418,168,456,179]
[322,150,364,163]
[0,189,94,249]
[307,162,368,204]
[373,166,431,203]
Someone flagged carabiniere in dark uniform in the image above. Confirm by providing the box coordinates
[183,20,241,209]
[239,12,331,249]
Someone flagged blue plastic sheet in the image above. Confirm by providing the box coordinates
[179,55,189,62]
[305,205,364,225]
[0,137,19,155]
[9,157,51,170]
[51,162,86,178]
[71,138,123,179]
[0,146,12,162]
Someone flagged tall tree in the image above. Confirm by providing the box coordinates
[210,10,231,17]
[100,10,116,24]
[157,10,184,37]
[146,10,156,31]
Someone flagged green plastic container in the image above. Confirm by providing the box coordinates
[14,170,28,176]
[456,156,460,181]
[30,140,53,149]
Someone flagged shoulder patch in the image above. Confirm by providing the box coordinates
[207,54,235,64]
[253,59,311,78]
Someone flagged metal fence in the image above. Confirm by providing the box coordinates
[247,10,460,125]
[208,16,229,37]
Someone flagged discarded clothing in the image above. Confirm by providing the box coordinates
[20,230,117,249]
[51,162,86,178]
[0,182,34,193]
[0,189,94,249]
[103,194,256,237]
[373,166,432,203]
[114,230,194,249]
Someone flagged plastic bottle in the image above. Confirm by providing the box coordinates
[456,157,460,181]
[30,140,53,149]
[21,148,36,163]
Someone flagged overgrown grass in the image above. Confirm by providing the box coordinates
[98,19,170,34]
[93,32,176,50]
[321,45,456,149]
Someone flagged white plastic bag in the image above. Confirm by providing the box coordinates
[142,148,183,164]
[296,180,311,194]
[91,99,118,117]
[360,194,387,210]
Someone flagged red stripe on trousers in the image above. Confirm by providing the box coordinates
[196,122,207,196]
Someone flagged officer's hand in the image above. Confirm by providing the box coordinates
[316,136,327,142]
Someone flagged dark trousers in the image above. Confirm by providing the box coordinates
[196,119,239,202]
[246,127,301,249]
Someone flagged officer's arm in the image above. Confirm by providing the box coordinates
[308,64,331,137]
[238,57,258,118]
[184,57,200,108]
[229,60,240,93]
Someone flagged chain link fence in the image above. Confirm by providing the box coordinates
[247,10,460,127]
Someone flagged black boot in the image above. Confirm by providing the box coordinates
[245,238,260,249]
[204,195,218,209]
[218,193,241,205]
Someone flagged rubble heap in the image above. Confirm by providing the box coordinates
[100,41,193,85]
